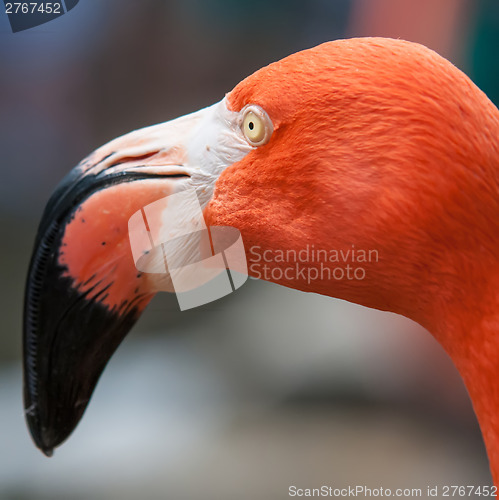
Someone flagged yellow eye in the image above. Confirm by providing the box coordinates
[241,105,273,146]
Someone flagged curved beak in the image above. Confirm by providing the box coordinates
[23,100,250,456]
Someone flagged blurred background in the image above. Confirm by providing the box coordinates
[1,0,498,498]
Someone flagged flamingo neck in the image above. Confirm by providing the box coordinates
[432,277,499,485]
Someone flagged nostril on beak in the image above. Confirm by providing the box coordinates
[102,152,159,169]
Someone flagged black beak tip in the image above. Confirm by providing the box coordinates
[36,429,57,457]
[26,423,56,458]
[41,446,54,457]
[24,406,64,458]
[26,423,56,457]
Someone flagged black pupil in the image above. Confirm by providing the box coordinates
[248,121,254,130]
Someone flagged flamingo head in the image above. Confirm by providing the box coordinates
[24,38,499,457]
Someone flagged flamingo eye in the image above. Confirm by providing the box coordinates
[241,105,273,146]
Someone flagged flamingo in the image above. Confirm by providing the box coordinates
[24,37,499,481]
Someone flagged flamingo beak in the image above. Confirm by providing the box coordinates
[23,99,253,456]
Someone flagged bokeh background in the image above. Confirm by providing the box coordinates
[1,0,498,498]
